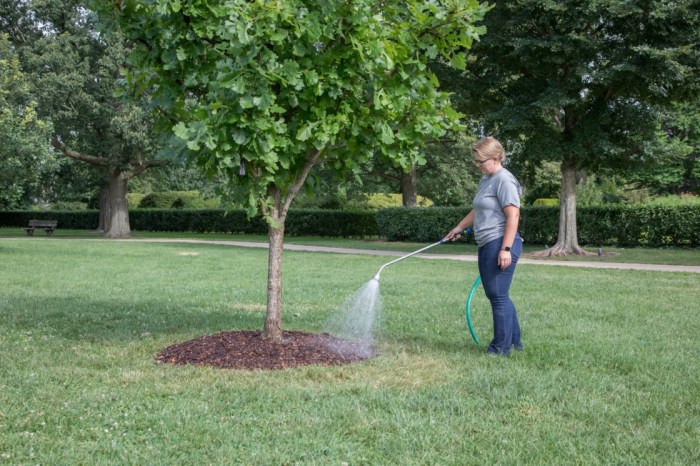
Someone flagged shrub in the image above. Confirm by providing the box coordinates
[532,198,558,207]
[138,191,220,209]
[49,201,88,211]
[362,193,433,210]
[128,193,146,208]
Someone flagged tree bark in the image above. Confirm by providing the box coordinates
[50,139,163,239]
[264,218,285,342]
[400,166,418,206]
[97,184,110,232]
[530,156,595,257]
[260,149,325,342]
[103,169,131,238]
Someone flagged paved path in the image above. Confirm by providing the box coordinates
[115,238,700,274]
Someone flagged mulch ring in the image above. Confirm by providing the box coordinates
[156,330,375,370]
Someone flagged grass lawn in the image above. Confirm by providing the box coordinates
[1,238,699,464]
[1,227,699,265]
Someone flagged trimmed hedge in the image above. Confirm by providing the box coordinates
[376,207,470,243]
[0,210,100,230]
[0,209,379,238]
[2,205,698,246]
[378,205,700,247]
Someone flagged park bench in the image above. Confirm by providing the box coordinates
[26,219,58,237]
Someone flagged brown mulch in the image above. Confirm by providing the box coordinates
[156,330,374,371]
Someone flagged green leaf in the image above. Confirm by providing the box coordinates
[172,122,189,140]
[379,124,395,144]
[449,53,466,70]
[240,95,255,109]
[232,130,249,145]
[296,122,318,141]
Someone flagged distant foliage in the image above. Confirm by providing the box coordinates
[533,199,559,207]
[361,193,433,210]
[49,201,88,211]
[137,191,221,209]
[127,193,146,208]
[644,194,700,206]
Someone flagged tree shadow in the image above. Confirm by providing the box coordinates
[1,294,264,342]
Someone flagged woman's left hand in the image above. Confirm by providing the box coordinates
[498,250,512,270]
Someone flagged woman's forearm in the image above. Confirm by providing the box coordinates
[501,206,520,248]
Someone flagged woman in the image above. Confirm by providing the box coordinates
[445,137,523,356]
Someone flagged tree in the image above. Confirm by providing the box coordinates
[629,100,700,196]
[3,0,165,236]
[351,133,481,207]
[112,0,488,341]
[0,34,56,209]
[456,0,700,255]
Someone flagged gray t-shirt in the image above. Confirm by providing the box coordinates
[473,168,521,247]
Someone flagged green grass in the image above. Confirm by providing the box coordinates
[1,239,699,464]
[2,227,699,266]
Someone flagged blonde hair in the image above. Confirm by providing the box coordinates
[472,137,506,163]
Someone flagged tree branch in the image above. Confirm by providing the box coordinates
[281,148,325,216]
[51,137,109,166]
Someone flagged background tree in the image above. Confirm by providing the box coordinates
[629,100,700,196]
[112,0,488,341]
[351,133,481,207]
[454,0,700,256]
[0,34,56,209]
[3,0,165,237]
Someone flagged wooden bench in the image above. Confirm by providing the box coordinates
[26,219,58,237]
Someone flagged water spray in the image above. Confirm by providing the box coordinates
[372,228,472,281]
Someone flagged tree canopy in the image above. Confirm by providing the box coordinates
[453,0,700,255]
[0,34,55,209]
[111,0,489,340]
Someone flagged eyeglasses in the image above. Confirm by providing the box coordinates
[473,158,493,166]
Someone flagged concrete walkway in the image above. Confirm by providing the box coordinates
[116,238,700,274]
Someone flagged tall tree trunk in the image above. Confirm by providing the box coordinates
[400,166,418,206]
[264,218,285,342]
[531,156,595,257]
[97,184,111,232]
[104,169,131,239]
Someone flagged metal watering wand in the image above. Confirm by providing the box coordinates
[372,228,472,281]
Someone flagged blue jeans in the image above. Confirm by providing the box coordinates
[477,235,523,355]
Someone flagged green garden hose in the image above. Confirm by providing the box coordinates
[465,275,482,345]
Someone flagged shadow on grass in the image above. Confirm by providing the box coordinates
[1,294,265,342]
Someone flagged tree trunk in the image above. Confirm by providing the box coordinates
[97,184,110,232]
[260,149,324,342]
[264,217,285,342]
[400,166,418,206]
[103,169,131,239]
[531,156,595,257]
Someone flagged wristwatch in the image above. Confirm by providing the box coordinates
[501,246,511,252]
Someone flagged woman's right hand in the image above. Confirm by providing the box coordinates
[444,226,465,242]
